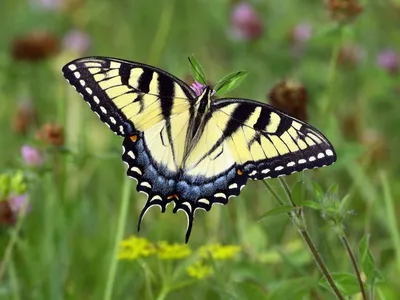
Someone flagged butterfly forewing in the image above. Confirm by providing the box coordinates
[63,57,199,240]
[62,57,196,136]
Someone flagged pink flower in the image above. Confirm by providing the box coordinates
[377,49,399,74]
[63,30,91,54]
[21,145,43,166]
[290,23,312,58]
[292,23,312,44]
[230,2,263,41]
[190,81,207,97]
[31,0,63,10]
[0,194,30,224]
[9,194,30,215]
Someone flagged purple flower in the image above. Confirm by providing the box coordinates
[0,194,30,224]
[377,49,399,74]
[8,194,30,215]
[63,30,91,54]
[230,2,263,41]
[292,23,312,44]
[21,145,43,166]
[290,23,313,58]
[190,81,207,97]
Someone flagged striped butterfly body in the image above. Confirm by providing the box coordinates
[62,57,336,242]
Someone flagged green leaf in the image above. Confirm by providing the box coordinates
[214,71,248,96]
[268,277,316,300]
[258,205,293,221]
[312,182,324,200]
[327,183,339,197]
[0,174,10,199]
[371,269,385,283]
[358,234,370,261]
[338,194,351,215]
[301,200,323,210]
[358,234,382,283]
[235,281,269,300]
[319,273,360,296]
[10,171,27,194]
[291,181,304,206]
[188,54,206,85]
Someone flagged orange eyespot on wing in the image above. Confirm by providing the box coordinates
[167,194,180,200]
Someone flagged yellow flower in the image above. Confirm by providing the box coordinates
[187,261,213,279]
[199,244,241,260]
[118,236,155,260]
[156,241,192,260]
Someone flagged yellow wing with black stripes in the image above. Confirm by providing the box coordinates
[62,56,198,229]
[211,98,336,179]
[62,56,196,135]
[183,98,336,209]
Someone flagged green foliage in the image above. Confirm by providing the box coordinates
[291,180,305,206]
[257,205,294,221]
[303,183,354,226]
[0,171,27,199]
[268,277,316,300]
[319,273,361,296]
[214,70,249,96]
[188,54,207,85]
[358,235,385,285]
[188,55,249,96]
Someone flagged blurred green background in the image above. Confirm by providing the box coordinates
[1,0,400,299]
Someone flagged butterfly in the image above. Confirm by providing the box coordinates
[62,57,336,242]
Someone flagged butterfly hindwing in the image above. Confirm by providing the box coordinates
[62,57,196,136]
[176,98,336,232]
[121,99,249,242]
[122,129,198,243]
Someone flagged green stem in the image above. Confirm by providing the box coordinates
[278,177,297,207]
[148,0,175,65]
[9,258,21,300]
[380,171,400,275]
[262,181,285,206]
[103,178,132,300]
[339,234,367,300]
[298,229,344,300]
[370,284,375,300]
[138,259,155,300]
[321,25,343,116]
[156,288,169,300]
[264,179,344,300]
[0,201,30,282]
